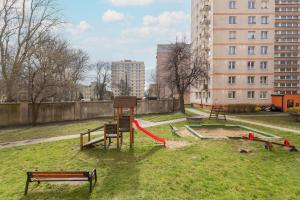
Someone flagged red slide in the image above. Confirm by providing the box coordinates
[133,119,166,146]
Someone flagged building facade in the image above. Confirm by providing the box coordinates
[156,44,175,99]
[78,82,97,101]
[111,60,145,98]
[191,0,286,106]
[274,0,300,94]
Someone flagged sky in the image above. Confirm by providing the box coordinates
[58,0,191,83]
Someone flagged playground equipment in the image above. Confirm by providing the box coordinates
[80,126,104,150]
[243,133,298,152]
[134,119,166,146]
[111,96,137,148]
[209,106,227,120]
[80,96,166,149]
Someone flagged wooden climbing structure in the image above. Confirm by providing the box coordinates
[110,96,137,148]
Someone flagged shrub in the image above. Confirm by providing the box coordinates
[227,104,256,113]
[288,107,300,122]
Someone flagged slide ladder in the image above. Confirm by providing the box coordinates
[133,119,166,146]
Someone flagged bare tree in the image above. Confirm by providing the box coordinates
[117,75,131,96]
[0,0,61,102]
[149,69,161,99]
[166,40,206,113]
[23,36,88,124]
[92,61,111,100]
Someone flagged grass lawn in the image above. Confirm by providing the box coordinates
[141,111,197,122]
[0,119,300,199]
[235,115,300,131]
[0,119,108,143]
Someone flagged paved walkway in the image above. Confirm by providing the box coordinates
[0,118,186,149]
[186,108,300,134]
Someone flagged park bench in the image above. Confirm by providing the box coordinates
[25,169,97,195]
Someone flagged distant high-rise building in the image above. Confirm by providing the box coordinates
[191,0,285,107]
[111,60,145,98]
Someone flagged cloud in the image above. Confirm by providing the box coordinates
[109,0,184,6]
[102,10,125,22]
[122,11,190,39]
[63,21,92,36]
[110,0,153,6]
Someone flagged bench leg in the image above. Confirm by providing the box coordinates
[24,179,30,196]
[94,170,97,183]
[89,179,93,193]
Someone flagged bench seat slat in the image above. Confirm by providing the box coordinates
[31,178,89,181]
[32,172,87,175]
[32,175,87,179]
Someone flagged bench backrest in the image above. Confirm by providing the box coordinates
[29,171,90,179]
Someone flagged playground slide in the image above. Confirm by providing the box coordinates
[133,119,166,146]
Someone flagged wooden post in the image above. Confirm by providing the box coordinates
[104,125,107,149]
[80,133,83,150]
[130,108,134,148]
[88,129,91,142]
[117,108,120,148]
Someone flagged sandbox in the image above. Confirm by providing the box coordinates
[185,124,279,139]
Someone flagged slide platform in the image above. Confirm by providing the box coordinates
[133,119,166,146]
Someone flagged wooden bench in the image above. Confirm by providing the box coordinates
[80,126,104,150]
[25,169,97,195]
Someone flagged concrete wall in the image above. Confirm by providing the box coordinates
[0,100,180,127]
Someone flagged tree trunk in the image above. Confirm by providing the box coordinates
[5,81,15,102]
[179,93,185,114]
[32,103,41,126]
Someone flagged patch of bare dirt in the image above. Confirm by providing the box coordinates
[194,128,252,138]
[165,141,192,149]
[177,128,197,138]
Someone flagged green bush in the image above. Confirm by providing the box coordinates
[227,104,256,113]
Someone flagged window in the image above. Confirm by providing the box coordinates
[229,31,236,39]
[248,76,255,84]
[261,0,268,9]
[261,16,269,24]
[229,61,236,69]
[260,76,268,84]
[247,91,255,99]
[229,46,236,55]
[248,46,255,55]
[248,31,255,39]
[261,31,268,39]
[261,46,268,54]
[248,61,255,70]
[228,91,236,99]
[229,1,236,9]
[248,1,255,9]
[229,16,237,24]
[260,91,268,99]
[248,16,256,24]
[260,61,268,70]
[228,76,236,84]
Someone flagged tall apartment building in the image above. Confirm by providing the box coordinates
[274,0,300,94]
[191,0,278,106]
[111,60,145,98]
